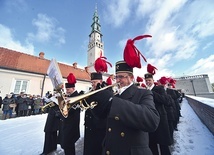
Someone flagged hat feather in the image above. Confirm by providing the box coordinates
[136,76,144,82]
[147,64,158,75]
[94,53,112,73]
[123,34,152,68]
[159,76,168,85]
[67,73,76,84]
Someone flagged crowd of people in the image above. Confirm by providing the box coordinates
[0,91,51,120]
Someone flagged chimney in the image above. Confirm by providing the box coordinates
[85,66,89,73]
[39,52,45,59]
[73,62,77,69]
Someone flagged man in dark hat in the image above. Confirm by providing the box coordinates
[88,61,160,155]
[83,72,108,155]
[144,73,173,155]
[59,73,81,155]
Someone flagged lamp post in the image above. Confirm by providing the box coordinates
[190,79,196,96]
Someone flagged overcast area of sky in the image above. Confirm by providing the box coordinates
[0,0,214,83]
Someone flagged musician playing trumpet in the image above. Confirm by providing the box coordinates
[83,72,108,155]
[40,73,81,155]
[60,73,81,155]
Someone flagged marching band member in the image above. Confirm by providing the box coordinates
[145,72,173,155]
[83,72,107,155]
[60,73,81,155]
[40,93,61,155]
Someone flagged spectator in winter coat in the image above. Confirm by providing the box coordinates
[17,94,29,116]
[34,95,43,114]
[2,94,15,119]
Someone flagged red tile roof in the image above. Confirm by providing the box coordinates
[0,47,91,81]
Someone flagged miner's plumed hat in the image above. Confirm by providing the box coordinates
[115,60,133,74]
[159,76,169,85]
[91,72,103,80]
[65,73,76,88]
[144,73,153,79]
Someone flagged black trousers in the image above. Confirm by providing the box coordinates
[150,143,171,155]
[64,144,75,155]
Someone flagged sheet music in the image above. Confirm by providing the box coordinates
[47,59,63,90]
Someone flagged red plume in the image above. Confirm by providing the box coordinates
[67,73,76,84]
[94,53,112,73]
[159,76,168,85]
[106,76,112,85]
[136,76,143,82]
[147,64,158,75]
[123,34,152,68]
[141,83,147,88]
[168,78,176,84]
[154,82,159,86]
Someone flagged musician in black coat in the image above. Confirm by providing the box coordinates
[166,84,182,130]
[83,72,107,155]
[40,102,61,155]
[59,73,81,155]
[88,61,160,155]
[145,73,172,155]
[158,77,177,142]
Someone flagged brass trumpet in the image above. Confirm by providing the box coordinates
[65,83,118,110]
[41,102,56,112]
[41,83,118,118]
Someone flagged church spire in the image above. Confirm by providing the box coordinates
[87,5,104,72]
[90,4,101,34]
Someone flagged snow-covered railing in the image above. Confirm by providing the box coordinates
[185,95,214,135]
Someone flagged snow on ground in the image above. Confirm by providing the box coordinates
[0,98,213,155]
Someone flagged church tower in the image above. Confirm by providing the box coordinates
[87,6,104,72]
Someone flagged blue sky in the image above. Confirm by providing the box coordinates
[0,0,214,83]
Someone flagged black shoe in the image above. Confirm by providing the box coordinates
[39,153,47,155]
[174,128,178,131]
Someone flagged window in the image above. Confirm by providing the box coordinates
[14,80,29,94]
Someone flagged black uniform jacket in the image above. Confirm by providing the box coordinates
[167,88,181,118]
[44,106,61,132]
[103,84,160,155]
[83,103,107,155]
[150,85,173,145]
[60,90,80,149]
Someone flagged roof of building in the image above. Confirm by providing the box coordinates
[0,47,91,81]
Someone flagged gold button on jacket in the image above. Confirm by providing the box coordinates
[121,132,125,137]
[114,116,119,120]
